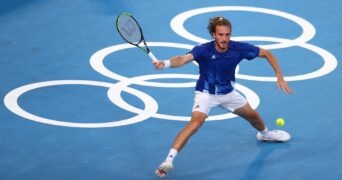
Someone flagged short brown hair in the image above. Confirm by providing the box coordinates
[207,16,232,35]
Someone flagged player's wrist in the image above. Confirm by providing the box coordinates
[276,76,285,82]
[163,60,171,68]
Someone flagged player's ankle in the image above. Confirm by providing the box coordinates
[260,127,269,136]
[165,148,178,163]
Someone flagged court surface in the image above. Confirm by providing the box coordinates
[1,0,341,179]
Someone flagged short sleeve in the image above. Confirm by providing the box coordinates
[189,44,206,61]
[242,43,260,60]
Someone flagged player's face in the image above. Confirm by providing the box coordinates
[213,25,231,52]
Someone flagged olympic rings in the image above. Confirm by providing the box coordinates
[3,6,338,128]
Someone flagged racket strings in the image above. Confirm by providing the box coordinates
[117,15,143,44]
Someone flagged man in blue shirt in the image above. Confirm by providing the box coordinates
[154,16,292,178]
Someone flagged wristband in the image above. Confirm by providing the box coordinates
[163,60,171,68]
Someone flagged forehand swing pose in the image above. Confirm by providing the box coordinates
[153,16,292,178]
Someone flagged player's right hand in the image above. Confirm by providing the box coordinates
[153,60,164,70]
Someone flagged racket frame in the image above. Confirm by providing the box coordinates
[116,13,157,63]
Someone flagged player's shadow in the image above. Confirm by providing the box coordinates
[240,142,291,180]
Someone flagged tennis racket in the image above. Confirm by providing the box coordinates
[116,13,158,63]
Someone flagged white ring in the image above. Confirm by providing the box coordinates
[170,6,316,49]
[3,80,158,128]
[90,42,197,88]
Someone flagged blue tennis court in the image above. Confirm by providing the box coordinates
[1,0,341,179]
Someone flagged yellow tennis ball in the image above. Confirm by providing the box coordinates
[276,118,285,127]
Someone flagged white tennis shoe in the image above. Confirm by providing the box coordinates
[257,130,291,142]
[155,161,173,178]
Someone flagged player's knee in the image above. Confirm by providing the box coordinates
[190,118,205,127]
[188,117,206,131]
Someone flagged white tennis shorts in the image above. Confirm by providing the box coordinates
[192,90,247,115]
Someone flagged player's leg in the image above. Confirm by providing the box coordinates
[171,111,207,151]
[233,102,266,131]
[155,111,207,177]
[220,90,265,131]
[156,92,214,177]
[171,91,214,152]
[233,103,291,142]
[222,90,291,142]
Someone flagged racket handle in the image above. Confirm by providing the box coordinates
[148,51,158,63]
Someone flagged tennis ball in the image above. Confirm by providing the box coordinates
[276,118,285,127]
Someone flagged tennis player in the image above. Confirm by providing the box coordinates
[153,16,292,178]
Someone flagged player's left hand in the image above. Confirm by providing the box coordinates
[277,77,292,94]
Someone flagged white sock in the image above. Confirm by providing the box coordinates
[165,148,178,163]
[260,127,269,136]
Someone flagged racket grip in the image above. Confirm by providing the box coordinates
[148,51,158,63]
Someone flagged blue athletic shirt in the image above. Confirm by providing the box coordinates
[189,40,260,95]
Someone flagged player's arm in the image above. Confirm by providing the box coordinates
[154,54,194,69]
[259,48,292,94]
